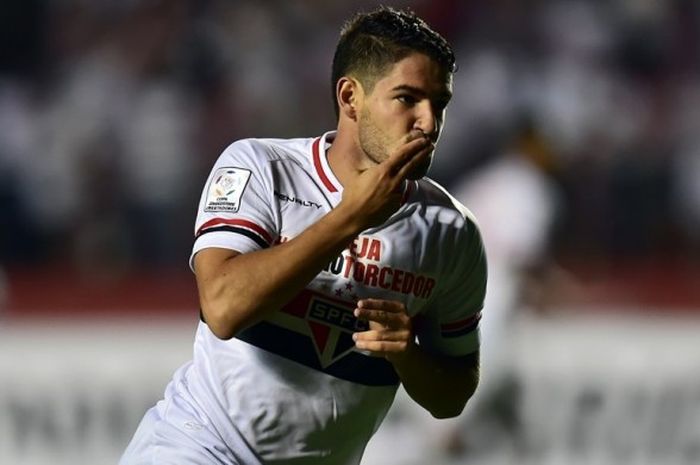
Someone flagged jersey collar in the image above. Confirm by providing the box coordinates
[311,131,414,204]
[312,131,341,194]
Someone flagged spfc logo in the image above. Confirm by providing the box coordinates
[306,296,368,368]
[269,291,368,368]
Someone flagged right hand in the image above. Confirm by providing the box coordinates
[339,132,434,229]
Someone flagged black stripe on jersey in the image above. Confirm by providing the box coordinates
[236,321,400,387]
[198,226,269,249]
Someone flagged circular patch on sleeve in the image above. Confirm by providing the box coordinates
[204,167,252,212]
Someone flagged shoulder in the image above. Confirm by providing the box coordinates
[413,178,481,234]
[219,136,315,168]
[410,179,487,309]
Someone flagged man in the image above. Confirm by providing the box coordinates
[120,7,486,465]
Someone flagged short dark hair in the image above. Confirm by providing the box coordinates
[331,6,456,117]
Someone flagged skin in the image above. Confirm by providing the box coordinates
[194,52,478,418]
[334,53,478,417]
[329,52,452,183]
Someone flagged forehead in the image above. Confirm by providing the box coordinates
[373,52,453,96]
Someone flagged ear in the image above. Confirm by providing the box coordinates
[336,77,361,121]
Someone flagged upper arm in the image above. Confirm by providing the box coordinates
[436,350,480,384]
[190,140,278,272]
[457,350,479,372]
[452,350,480,395]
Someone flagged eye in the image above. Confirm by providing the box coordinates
[396,94,417,106]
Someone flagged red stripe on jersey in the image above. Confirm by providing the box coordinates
[197,218,273,244]
[312,137,338,193]
[441,311,482,331]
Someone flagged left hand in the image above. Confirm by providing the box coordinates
[353,299,414,362]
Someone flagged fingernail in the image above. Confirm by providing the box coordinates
[352,333,358,341]
[353,309,360,317]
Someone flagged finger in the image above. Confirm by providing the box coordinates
[404,129,428,144]
[354,309,411,332]
[354,308,394,325]
[357,299,406,312]
[354,310,411,332]
[353,339,410,355]
[395,144,433,180]
[353,329,411,342]
[383,136,430,174]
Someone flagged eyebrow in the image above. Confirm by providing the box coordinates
[390,84,453,102]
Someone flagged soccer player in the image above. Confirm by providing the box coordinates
[120,7,487,465]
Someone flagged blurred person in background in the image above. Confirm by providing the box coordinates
[43,1,197,272]
[362,119,565,465]
[120,7,487,465]
[443,120,564,458]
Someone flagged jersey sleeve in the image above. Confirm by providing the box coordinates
[190,139,278,270]
[416,215,487,357]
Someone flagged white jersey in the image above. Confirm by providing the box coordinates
[180,131,486,464]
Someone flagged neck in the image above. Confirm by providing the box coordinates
[326,123,373,188]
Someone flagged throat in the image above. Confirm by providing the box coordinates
[326,136,370,188]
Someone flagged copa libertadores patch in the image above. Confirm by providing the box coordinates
[204,167,252,212]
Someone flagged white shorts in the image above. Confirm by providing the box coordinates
[119,366,262,465]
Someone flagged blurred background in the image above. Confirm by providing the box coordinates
[1,0,699,464]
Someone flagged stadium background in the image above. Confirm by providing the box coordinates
[1,1,699,464]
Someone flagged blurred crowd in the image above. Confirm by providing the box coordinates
[1,0,699,279]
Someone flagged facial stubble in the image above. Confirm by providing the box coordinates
[357,107,433,180]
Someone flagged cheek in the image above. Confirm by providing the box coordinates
[370,108,404,138]
[382,106,415,136]
[363,101,414,147]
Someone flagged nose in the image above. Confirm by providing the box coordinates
[415,102,439,141]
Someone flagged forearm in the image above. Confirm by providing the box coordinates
[196,206,362,339]
[388,346,479,419]
[197,135,434,340]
